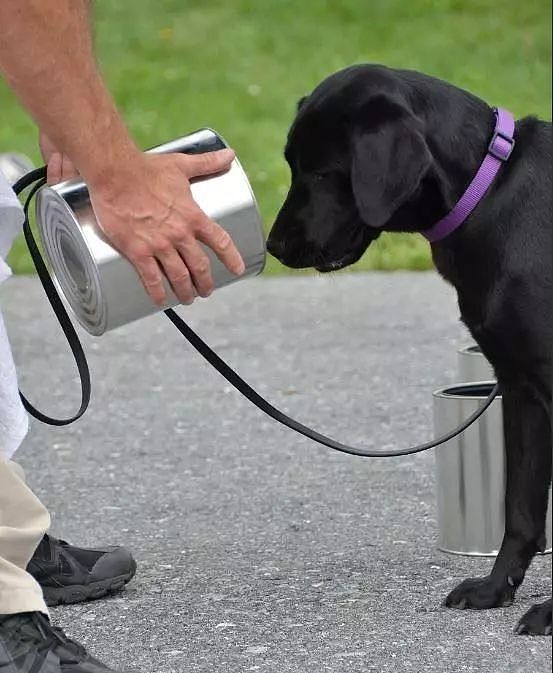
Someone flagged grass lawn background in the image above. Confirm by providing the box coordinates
[1,0,551,275]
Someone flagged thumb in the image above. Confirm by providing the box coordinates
[47,152,63,185]
[177,148,235,178]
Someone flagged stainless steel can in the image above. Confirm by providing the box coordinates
[433,381,552,556]
[35,129,266,336]
[457,344,494,382]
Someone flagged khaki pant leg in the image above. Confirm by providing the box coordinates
[0,458,49,615]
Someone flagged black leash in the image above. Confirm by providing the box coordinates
[14,169,500,457]
[14,167,91,426]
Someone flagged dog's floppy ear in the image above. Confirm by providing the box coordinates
[351,97,432,228]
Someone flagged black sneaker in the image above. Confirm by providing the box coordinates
[0,612,127,672]
[27,535,137,607]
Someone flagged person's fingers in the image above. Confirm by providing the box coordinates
[60,155,78,181]
[155,246,196,304]
[128,254,167,306]
[176,149,235,179]
[46,152,63,185]
[176,239,214,298]
[47,152,78,185]
[195,217,245,276]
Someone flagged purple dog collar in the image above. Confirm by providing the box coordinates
[423,107,515,243]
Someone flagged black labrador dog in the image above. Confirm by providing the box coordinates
[267,64,552,636]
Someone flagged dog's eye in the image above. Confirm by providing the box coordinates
[313,171,330,182]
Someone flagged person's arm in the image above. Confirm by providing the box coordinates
[0,0,140,187]
[0,0,245,305]
[39,0,90,185]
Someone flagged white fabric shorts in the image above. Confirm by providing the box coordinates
[0,170,29,458]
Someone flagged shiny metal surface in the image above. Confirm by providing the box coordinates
[434,381,552,557]
[457,344,494,382]
[36,129,266,335]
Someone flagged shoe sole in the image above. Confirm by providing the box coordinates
[43,560,137,607]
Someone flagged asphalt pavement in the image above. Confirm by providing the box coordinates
[2,272,551,673]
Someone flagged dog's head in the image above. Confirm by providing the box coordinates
[267,65,447,271]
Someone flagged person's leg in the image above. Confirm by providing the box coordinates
[0,259,125,672]
[0,158,133,670]
[0,447,123,671]
[0,459,50,616]
[0,309,136,608]
[0,460,123,671]
[0,300,49,615]
[1,154,136,609]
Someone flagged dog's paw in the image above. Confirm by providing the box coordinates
[444,576,516,610]
[515,599,552,636]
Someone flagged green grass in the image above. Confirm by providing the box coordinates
[1,0,551,274]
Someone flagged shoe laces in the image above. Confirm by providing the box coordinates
[1,613,88,664]
[31,613,87,659]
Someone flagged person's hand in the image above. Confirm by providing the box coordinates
[87,149,245,306]
[39,132,78,184]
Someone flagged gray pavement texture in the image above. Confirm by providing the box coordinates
[1,272,551,673]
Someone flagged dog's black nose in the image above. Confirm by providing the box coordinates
[266,236,286,260]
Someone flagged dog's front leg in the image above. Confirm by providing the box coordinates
[444,384,551,626]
